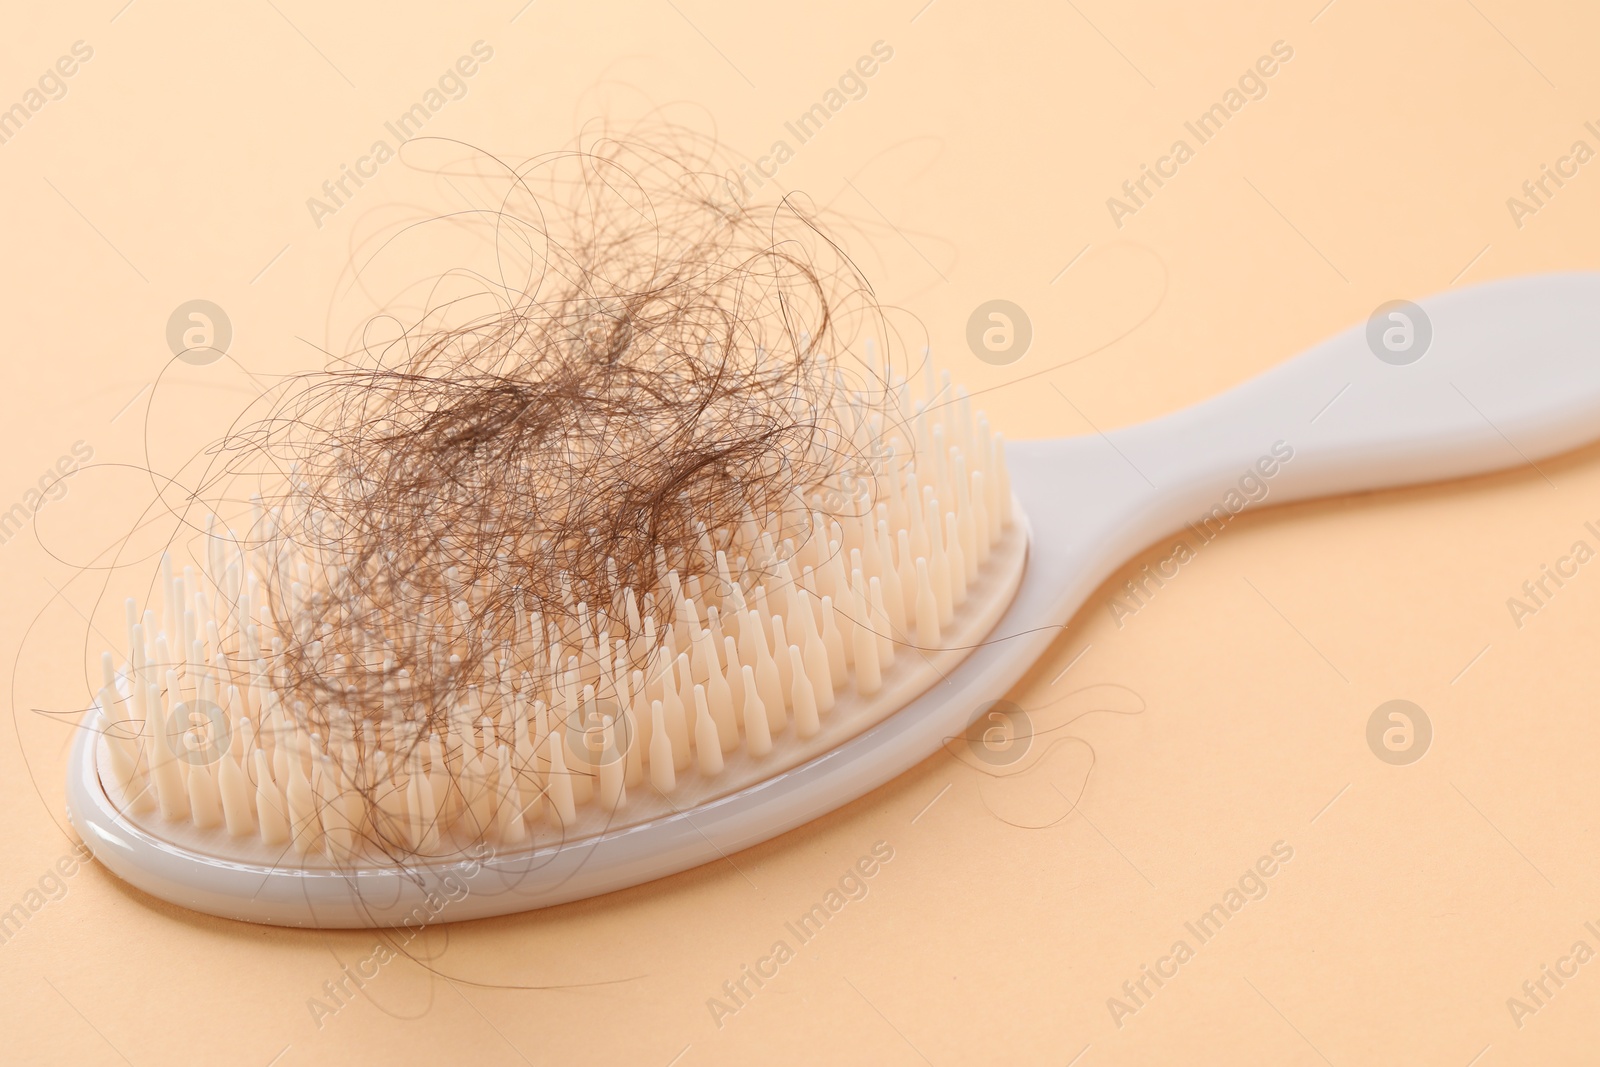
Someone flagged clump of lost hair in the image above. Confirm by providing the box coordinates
[171,127,916,854]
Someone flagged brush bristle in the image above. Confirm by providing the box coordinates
[92,368,1018,864]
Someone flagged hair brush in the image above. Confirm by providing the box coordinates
[65,221,1600,927]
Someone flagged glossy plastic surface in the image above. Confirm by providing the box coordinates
[67,273,1600,927]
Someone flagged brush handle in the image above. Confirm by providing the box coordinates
[1093,273,1600,537]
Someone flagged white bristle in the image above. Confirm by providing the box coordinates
[92,370,1016,859]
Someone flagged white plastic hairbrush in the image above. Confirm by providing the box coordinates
[68,272,1600,927]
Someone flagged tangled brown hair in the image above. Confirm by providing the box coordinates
[177,126,918,851]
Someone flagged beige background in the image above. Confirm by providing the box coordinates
[2,1,1598,1063]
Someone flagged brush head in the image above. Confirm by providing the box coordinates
[68,135,1029,923]
[86,370,1020,869]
